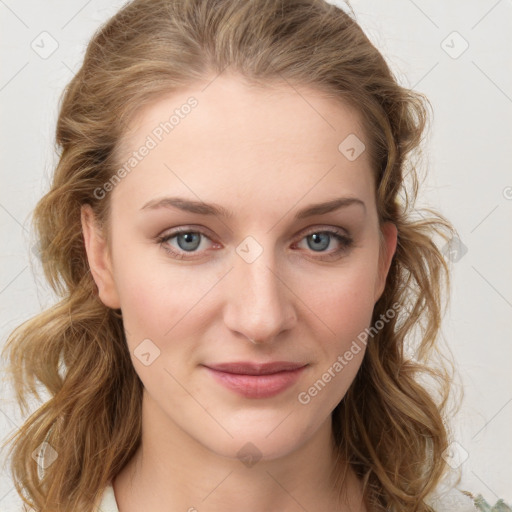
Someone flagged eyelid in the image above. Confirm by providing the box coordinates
[300,224,351,237]
[156,224,351,240]
[156,224,353,259]
[156,224,218,248]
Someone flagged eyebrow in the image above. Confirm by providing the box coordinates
[140,196,366,220]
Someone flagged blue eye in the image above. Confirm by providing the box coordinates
[294,228,353,261]
[157,227,211,260]
[156,227,353,261]
[172,231,202,252]
[301,231,347,252]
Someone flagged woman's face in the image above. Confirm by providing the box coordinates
[82,74,397,461]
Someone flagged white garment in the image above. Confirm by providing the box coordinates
[95,483,480,512]
[96,484,119,512]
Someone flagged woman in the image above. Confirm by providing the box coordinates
[2,0,509,510]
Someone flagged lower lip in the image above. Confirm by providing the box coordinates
[204,366,307,399]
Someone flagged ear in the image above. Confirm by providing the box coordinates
[374,221,398,304]
[81,204,121,309]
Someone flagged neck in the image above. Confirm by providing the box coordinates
[113,390,365,512]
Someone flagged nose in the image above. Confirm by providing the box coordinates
[223,243,297,345]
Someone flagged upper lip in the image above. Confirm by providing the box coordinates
[204,361,307,375]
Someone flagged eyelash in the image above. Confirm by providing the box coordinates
[156,226,354,262]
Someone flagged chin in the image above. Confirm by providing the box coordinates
[200,415,322,463]
[208,436,303,464]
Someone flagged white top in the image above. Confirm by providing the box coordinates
[96,483,483,511]
[97,484,119,512]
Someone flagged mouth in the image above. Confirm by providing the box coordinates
[202,361,308,399]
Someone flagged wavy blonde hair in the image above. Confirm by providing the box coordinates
[2,0,460,510]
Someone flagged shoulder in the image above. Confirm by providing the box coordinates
[96,483,119,512]
[425,486,512,512]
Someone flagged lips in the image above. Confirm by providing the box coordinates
[206,361,307,375]
[203,361,308,399]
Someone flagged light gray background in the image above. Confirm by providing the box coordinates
[1,0,511,509]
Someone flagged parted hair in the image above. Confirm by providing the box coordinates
[1,0,459,510]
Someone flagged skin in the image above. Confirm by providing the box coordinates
[81,73,397,511]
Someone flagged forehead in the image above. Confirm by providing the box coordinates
[111,75,375,218]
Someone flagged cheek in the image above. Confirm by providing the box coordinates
[298,262,374,402]
[296,255,379,336]
[294,267,377,409]
[111,263,205,397]
[113,264,171,340]
[289,259,379,404]
[111,229,379,358]
[111,247,218,359]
